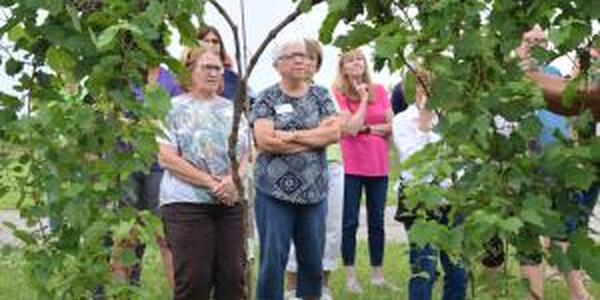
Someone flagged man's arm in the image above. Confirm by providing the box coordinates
[525,71,599,116]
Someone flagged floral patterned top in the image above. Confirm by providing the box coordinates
[158,93,249,205]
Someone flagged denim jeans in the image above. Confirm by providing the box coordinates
[406,213,467,300]
[408,244,468,300]
[255,190,326,300]
[341,174,387,266]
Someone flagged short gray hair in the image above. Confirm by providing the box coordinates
[271,37,306,63]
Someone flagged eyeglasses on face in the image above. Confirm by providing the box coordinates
[279,52,308,61]
[196,63,224,73]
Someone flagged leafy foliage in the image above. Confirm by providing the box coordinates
[0,0,205,298]
[320,0,600,296]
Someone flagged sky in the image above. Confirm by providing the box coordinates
[172,1,397,92]
[1,2,597,96]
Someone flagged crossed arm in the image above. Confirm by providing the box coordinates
[254,116,341,154]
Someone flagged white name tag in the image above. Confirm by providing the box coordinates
[275,104,294,115]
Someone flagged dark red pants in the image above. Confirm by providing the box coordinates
[162,202,245,300]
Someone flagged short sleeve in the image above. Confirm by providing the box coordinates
[249,91,275,125]
[313,86,337,120]
[157,108,180,147]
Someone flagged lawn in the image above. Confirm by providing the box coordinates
[2,241,600,300]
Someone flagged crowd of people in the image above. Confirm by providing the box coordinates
[111,23,599,300]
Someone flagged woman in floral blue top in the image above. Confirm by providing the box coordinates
[157,46,249,300]
[250,38,340,300]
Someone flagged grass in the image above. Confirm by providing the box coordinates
[2,241,600,300]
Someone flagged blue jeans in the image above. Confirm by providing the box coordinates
[255,190,326,300]
[565,183,599,234]
[341,175,387,266]
[406,213,467,300]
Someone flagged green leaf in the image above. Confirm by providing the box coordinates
[328,0,349,12]
[46,47,76,73]
[319,11,342,44]
[333,23,379,50]
[144,84,172,118]
[145,0,165,26]
[66,5,82,32]
[298,0,313,13]
[95,26,120,50]
[5,58,23,76]
[499,217,523,233]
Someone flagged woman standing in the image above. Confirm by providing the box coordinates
[333,48,393,293]
[284,38,346,300]
[251,38,340,300]
[197,26,240,101]
[158,46,249,300]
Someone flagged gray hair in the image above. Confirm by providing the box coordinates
[271,37,306,64]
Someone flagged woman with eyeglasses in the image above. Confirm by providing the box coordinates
[251,38,340,300]
[157,45,250,300]
[333,48,393,293]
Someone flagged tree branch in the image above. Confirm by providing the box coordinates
[244,0,325,77]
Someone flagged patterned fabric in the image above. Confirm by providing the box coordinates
[250,84,337,204]
[158,94,249,205]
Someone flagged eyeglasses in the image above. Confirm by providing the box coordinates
[279,52,308,61]
[196,63,224,74]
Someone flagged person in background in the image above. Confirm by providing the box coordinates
[392,68,468,300]
[158,46,249,300]
[197,25,240,101]
[251,38,340,300]
[332,48,393,293]
[284,38,346,300]
[391,82,408,115]
[516,25,599,300]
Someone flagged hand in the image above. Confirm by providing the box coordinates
[516,25,546,60]
[368,124,389,137]
[211,176,238,206]
[352,80,369,102]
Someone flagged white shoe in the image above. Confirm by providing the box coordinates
[345,278,363,294]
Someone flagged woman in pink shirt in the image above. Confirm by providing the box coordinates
[332,48,393,293]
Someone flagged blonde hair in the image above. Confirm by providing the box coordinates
[332,48,375,102]
[180,46,220,91]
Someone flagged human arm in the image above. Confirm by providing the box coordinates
[335,84,370,136]
[274,116,340,148]
[516,26,600,117]
[253,119,313,154]
[158,143,219,189]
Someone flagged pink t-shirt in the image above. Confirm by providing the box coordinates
[334,84,390,176]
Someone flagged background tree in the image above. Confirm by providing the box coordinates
[319,0,600,298]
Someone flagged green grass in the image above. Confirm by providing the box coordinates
[2,242,599,300]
